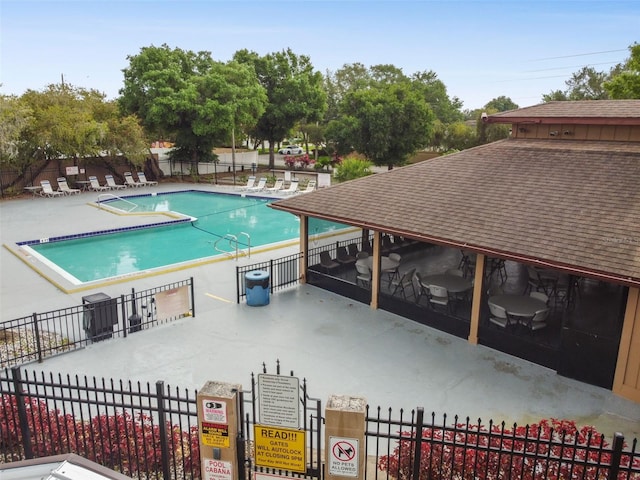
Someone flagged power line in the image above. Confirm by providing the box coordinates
[525,61,618,73]
[528,48,628,62]
[491,74,573,84]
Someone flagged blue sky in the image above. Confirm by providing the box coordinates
[1,0,638,110]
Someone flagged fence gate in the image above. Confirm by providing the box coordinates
[240,361,323,480]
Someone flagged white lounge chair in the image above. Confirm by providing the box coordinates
[281,180,299,195]
[300,180,316,193]
[247,177,267,192]
[237,176,256,191]
[105,174,126,190]
[265,178,284,194]
[137,172,158,186]
[88,176,110,192]
[124,172,144,187]
[57,177,80,195]
[40,180,65,197]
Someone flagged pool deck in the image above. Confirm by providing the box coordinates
[2,183,640,441]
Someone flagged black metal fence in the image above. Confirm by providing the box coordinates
[367,406,640,480]
[2,365,640,480]
[235,253,303,303]
[0,367,199,479]
[241,361,324,480]
[0,278,195,369]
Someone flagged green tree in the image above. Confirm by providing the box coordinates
[477,109,510,145]
[484,95,518,112]
[0,94,33,171]
[325,64,462,134]
[567,66,610,99]
[119,44,214,136]
[120,45,266,168]
[369,64,406,84]
[102,111,150,166]
[325,115,359,157]
[410,70,464,125]
[441,121,476,151]
[328,82,434,169]
[541,90,568,101]
[170,61,267,166]
[21,84,105,166]
[234,48,326,169]
[605,43,640,99]
[12,84,149,179]
[543,66,610,101]
[324,63,463,156]
[323,63,372,124]
[299,122,324,159]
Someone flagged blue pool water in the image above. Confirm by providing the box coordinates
[23,191,347,284]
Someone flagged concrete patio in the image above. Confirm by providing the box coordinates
[1,184,639,441]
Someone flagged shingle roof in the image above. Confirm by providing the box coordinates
[487,100,640,125]
[271,138,640,286]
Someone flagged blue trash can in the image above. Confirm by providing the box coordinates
[245,270,270,306]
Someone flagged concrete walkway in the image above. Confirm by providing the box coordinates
[1,184,639,440]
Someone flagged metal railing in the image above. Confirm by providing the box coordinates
[97,192,139,212]
[240,361,323,480]
[367,406,640,480]
[236,252,302,303]
[214,232,251,260]
[0,278,195,369]
[2,366,639,480]
[0,367,199,479]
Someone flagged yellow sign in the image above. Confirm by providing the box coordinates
[201,422,230,448]
[254,425,306,473]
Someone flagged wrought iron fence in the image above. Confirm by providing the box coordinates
[235,253,303,303]
[239,360,323,480]
[366,406,640,480]
[2,366,640,480]
[0,278,195,369]
[306,233,376,274]
[0,367,199,479]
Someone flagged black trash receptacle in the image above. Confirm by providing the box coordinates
[128,313,142,333]
[82,292,118,341]
[245,270,270,306]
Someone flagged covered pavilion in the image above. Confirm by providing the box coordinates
[270,100,640,403]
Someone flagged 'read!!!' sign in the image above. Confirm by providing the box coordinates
[203,459,232,480]
[253,425,306,473]
[202,399,227,424]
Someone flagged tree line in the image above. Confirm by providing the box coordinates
[1,43,638,176]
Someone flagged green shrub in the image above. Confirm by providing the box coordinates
[313,157,332,171]
[334,156,372,182]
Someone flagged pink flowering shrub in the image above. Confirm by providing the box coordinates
[379,418,640,480]
[284,154,314,170]
[0,394,200,478]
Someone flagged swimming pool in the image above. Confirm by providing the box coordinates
[19,190,347,285]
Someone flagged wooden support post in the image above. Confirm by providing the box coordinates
[325,395,367,480]
[468,253,486,345]
[300,214,308,284]
[370,232,382,309]
[198,381,243,480]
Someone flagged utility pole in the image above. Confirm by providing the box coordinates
[232,127,236,186]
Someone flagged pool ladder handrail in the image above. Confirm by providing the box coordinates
[97,193,138,212]
[214,232,251,260]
